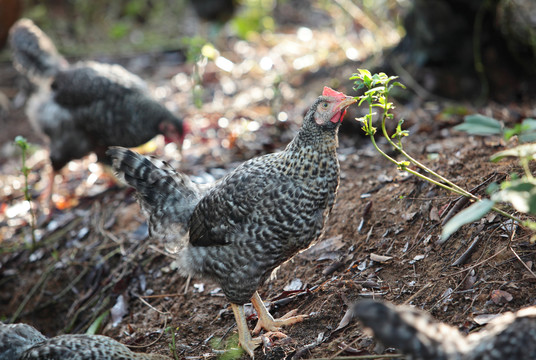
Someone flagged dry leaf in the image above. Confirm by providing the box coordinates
[370,253,393,263]
[490,289,513,304]
[473,313,500,325]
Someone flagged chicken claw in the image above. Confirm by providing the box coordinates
[251,292,308,335]
[231,303,262,358]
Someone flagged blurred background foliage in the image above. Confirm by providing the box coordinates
[3,0,408,57]
[1,0,535,101]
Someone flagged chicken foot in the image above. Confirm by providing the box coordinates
[231,292,306,358]
[231,303,262,358]
[251,291,308,335]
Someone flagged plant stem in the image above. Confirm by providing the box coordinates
[20,141,37,249]
[373,89,523,225]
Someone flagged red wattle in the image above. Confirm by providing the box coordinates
[330,112,342,123]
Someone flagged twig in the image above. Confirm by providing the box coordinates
[126,316,168,349]
[140,293,183,299]
[507,222,536,279]
[451,236,481,266]
[148,244,178,259]
[137,295,170,315]
[448,247,507,276]
[10,263,55,323]
[509,245,536,279]
[402,282,433,305]
[26,267,90,314]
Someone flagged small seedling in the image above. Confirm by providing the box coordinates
[14,135,37,249]
[165,326,180,360]
[210,334,243,360]
[350,69,522,241]
[181,36,212,109]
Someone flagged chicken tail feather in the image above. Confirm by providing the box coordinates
[107,147,204,251]
[9,18,68,80]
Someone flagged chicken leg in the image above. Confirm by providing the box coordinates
[231,292,307,358]
[251,291,308,334]
[231,303,262,358]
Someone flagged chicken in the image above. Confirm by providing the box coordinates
[107,87,356,357]
[354,300,536,360]
[8,19,185,207]
[0,322,170,359]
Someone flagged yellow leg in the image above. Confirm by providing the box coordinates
[251,291,308,335]
[231,303,262,358]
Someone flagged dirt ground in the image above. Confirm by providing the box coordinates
[2,3,536,360]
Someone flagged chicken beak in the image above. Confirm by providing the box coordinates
[335,96,357,113]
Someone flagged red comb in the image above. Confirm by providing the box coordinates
[322,86,345,98]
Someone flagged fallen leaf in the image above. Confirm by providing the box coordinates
[429,206,440,221]
[299,234,345,260]
[338,342,368,355]
[409,254,426,264]
[284,278,303,291]
[490,289,513,304]
[334,307,354,332]
[111,294,128,327]
[370,253,393,263]
[401,211,417,221]
[473,313,500,325]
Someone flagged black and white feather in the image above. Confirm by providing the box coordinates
[354,300,536,360]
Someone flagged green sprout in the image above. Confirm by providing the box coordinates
[210,334,243,360]
[14,136,37,249]
[165,326,180,360]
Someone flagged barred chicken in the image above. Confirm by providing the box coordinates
[9,19,185,207]
[0,322,170,359]
[108,87,356,357]
[354,300,536,360]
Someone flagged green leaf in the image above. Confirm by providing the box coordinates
[519,132,536,143]
[358,96,370,106]
[453,114,503,136]
[86,310,109,335]
[364,86,385,95]
[441,199,495,240]
[492,179,536,213]
[392,81,406,89]
[518,118,536,143]
[486,182,500,194]
[14,136,28,150]
[397,160,410,170]
[357,69,372,78]
[491,144,536,162]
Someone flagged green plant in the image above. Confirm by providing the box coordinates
[210,334,243,360]
[350,69,522,241]
[230,0,275,40]
[181,36,214,109]
[454,114,536,143]
[14,136,37,249]
[165,326,180,360]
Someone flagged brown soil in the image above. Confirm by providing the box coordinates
[2,5,536,360]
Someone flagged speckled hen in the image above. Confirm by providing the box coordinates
[0,322,170,359]
[354,300,536,360]
[8,19,184,205]
[108,87,356,357]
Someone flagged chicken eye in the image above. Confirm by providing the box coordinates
[322,102,329,108]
